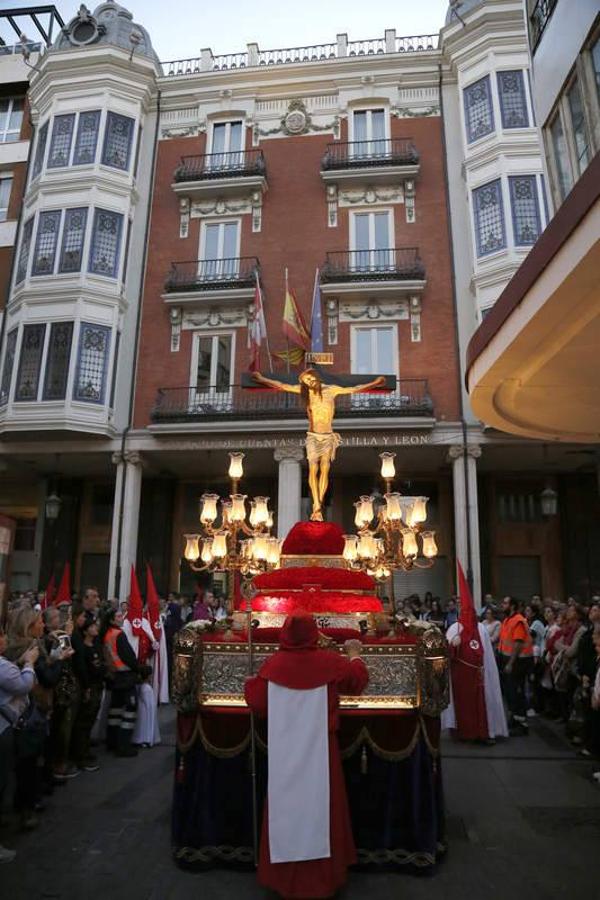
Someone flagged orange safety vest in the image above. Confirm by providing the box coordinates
[103,627,131,673]
[498,613,533,658]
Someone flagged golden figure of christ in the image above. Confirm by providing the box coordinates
[252,369,385,521]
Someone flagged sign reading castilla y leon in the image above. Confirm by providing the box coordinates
[157,433,432,451]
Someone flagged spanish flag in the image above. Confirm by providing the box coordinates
[282,270,311,351]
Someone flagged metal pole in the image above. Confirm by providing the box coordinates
[247,605,259,867]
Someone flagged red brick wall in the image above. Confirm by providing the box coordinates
[134,115,460,426]
[0,94,31,312]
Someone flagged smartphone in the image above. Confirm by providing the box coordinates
[57,634,72,651]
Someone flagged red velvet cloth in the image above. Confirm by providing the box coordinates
[251,591,382,614]
[254,565,375,591]
[282,521,345,556]
[244,616,369,899]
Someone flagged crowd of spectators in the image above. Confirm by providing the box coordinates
[394,589,600,770]
[0,585,169,864]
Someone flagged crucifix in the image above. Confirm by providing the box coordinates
[243,366,395,522]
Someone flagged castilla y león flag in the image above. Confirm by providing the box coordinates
[282,274,310,351]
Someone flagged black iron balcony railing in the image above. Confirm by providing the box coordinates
[165,257,259,292]
[321,248,424,283]
[173,149,266,182]
[529,0,557,52]
[151,380,433,423]
[321,139,419,171]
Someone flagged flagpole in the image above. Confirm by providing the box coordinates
[261,272,273,371]
[284,268,290,375]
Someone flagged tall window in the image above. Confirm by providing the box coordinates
[0,329,17,405]
[591,34,600,102]
[0,97,24,143]
[193,333,233,397]
[15,218,34,284]
[0,176,12,222]
[352,109,387,157]
[497,70,529,129]
[101,112,135,171]
[463,76,494,143]
[31,210,61,276]
[73,110,101,165]
[32,121,48,178]
[549,113,573,200]
[59,208,88,273]
[566,78,590,175]
[472,179,506,257]
[73,323,111,404]
[15,324,46,402]
[200,221,240,279]
[48,114,75,168]
[509,176,541,246]
[209,121,243,169]
[43,322,74,400]
[351,210,392,271]
[351,325,397,408]
[89,209,124,278]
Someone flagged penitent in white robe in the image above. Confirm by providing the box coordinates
[442,622,508,739]
[132,682,161,746]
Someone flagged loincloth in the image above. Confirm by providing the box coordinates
[305,431,342,464]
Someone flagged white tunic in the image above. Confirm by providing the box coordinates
[132,682,161,746]
[441,622,508,739]
[267,682,330,864]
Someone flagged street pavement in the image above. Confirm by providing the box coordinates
[1,706,599,900]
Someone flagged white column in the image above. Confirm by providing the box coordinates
[107,451,143,602]
[274,447,304,539]
[448,444,482,608]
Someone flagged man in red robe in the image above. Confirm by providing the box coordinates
[244,614,368,899]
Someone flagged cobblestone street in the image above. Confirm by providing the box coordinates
[1,706,599,900]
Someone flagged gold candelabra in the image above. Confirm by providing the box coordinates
[183,452,281,621]
[343,452,438,582]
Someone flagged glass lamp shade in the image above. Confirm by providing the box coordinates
[266,511,274,531]
[200,538,214,565]
[230,493,247,523]
[253,497,270,528]
[358,530,377,560]
[184,534,200,562]
[401,528,419,559]
[384,492,402,522]
[379,452,396,480]
[421,530,438,558]
[411,496,428,525]
[252,535,269,561]
[540,485,558,516]
[399,496,416,527]
[211,532,228,559]
[228,452,245,480]
[343,534,359,562]
[266,537,281,566]
[45,491,62,521]
[200,493,219,526]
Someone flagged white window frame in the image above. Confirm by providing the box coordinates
[189,330,236,404]
[207,118,245,171]
[198,218,242,281]
[350,323,399,407]
[349,208,395,271]
[0,172,13,222]
[0,96,24,144]
[348,107,391,144]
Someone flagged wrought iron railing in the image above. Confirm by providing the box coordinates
[151,381,433,422]
[321,248,425,282]
[174,150,266,182]
[529,0,558,52]
[321,139,419,171]
[161,32,439,77]
[165,258,259,292]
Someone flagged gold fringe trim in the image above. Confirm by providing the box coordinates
[340,721,421,762]
[174,844,255,864]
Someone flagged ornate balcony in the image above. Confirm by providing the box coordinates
[163,257,259,305]
[320,248,425,299]
[151,380,434,424]
[321,139,419,186]
[171,150,267,199]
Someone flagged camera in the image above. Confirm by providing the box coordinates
[57,634,71,652]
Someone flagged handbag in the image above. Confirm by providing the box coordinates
[14,699,49,758]
[551,650,570,692]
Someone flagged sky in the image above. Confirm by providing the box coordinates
[2,0,450,61]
